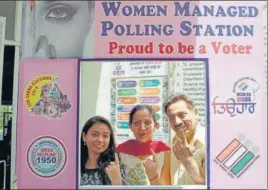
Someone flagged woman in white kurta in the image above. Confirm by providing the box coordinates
[116,105,171,185]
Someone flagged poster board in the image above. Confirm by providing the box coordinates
[16,59,79,189]
[13,0,268,189]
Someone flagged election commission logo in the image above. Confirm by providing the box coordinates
[213,133,260,179]
[212,77,260,117]
[27,136,67,178]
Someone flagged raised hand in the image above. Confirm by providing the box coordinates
[173,131,205,184]
[143,149,158,181]
[172,131,193,162]
[105,153,122,185]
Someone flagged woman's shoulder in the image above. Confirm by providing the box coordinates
[116,139,135,150]
[152,140,171,153]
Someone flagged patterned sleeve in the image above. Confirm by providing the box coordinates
[120,163,128,185]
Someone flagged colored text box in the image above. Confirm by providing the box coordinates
[139,88,160,95]
[118,89,137,96]
[117,122,130,129]
[140,97,160,104]
[117,81,137,88]
[117,105,135,112]
[117,113,130,121]
[154,113,161,121]
[151,105,160,112]
[117,97,137,104]
[139,80,160,87]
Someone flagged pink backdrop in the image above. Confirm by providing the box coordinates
[17,59,78,189]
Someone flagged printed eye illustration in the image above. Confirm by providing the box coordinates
[45,4,77,22]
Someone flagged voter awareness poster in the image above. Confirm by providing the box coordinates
[16,59,79,189]
[13,0,267,189]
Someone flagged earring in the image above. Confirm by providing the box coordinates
[84,141,86,146]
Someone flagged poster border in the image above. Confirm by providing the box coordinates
[77,58,210,189]
[76,60,81,189]
[0,16,6,104]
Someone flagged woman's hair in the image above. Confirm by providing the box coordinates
[80,115,116,184]
[129,104,158,128]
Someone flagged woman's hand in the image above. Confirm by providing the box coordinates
[143,149,158,181]
[105,153,122,185]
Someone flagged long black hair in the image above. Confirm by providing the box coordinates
[80,115,116,184]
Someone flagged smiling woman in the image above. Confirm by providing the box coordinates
[116,105,171,186]
[80,116,127,186]
[21,1,94,58]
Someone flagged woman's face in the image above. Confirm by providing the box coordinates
[31,1,93,58]
[131,109,155,143]
[83,123,111,155]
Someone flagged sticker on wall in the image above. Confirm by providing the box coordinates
[24,75,72,119]
[27,136,67,178]
[232,77,260,101]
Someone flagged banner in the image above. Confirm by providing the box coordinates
[16,1,267,189]
[17,59,79,189]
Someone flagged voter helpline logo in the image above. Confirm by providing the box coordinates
[211,77,260,117]
[27,136,67,178]
[213,133,260,179]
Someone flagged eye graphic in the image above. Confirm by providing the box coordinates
[45,5,77,22]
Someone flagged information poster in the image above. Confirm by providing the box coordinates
[111,76,169,145]
[17,59,79,189]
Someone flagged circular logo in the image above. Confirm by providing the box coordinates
[24,75,57,112]
[27,136,67,178]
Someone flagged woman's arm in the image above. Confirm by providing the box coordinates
[149,174,162,185]
[160,151,171,185]
[148,151,171,185]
